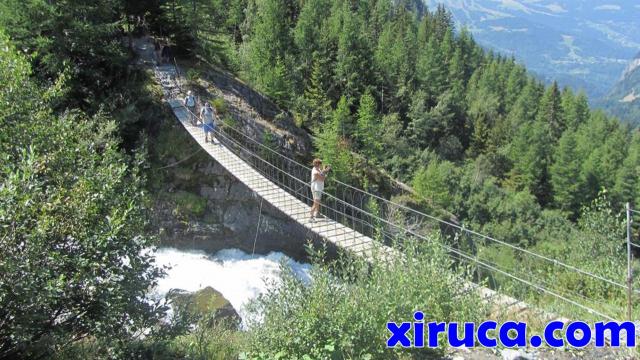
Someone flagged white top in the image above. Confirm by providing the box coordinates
[200,106,215,124]
[311,167,324,192]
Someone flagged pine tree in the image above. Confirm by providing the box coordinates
[432,4,453,41]
[507,120,552,204]
[614,133,640,206]
[334,2,370,102]
[293,0,330,79]
[315,96,355,183]
[573,92,590,128]
[356,91,382,161]
[245,0,292,99]
[550,130,582,216]
[416,37,447,103]
[467,86,500,156]
[536,81,564,140]
[302,58,332,127]
[504,63,526,112]
[560,87,577,130]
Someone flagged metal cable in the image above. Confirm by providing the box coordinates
[252,196,264,255]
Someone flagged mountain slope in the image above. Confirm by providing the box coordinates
[423,0,640,101]
[599,52,640,126]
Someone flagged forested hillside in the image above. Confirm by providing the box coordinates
[163,0,640,230]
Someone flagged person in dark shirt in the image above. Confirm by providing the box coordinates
[161,44,172,64]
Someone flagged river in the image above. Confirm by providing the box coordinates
[151,247,312,325]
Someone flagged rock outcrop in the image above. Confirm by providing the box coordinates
[168,287,240,328]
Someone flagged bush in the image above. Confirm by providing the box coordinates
[168,315,246,360]
[243,239,484,359]
[186,68,201,82]
[212,98,228,115]
[171,190,207,218]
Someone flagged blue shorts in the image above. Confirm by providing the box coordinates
[203,122,215,134]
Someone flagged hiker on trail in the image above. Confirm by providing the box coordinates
[200,102,217,143]
[184,90,197,125]
[153,40,161,64]
[161,43,172,64]
[310,158,331,222]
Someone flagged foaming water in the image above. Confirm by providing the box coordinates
[150,247,312,324]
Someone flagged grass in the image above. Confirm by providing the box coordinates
[170,190,207,218]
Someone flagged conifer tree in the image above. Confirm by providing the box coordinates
[244,0,292,100]
[315,96,355,182]
[614,133,640,206]
[293,0,330,79]
[508,121,552,203]
[550,130,582,216]
[536,81,564,140]
[416,37,447,103]
[302,59,332,127]
[334,2,370,102]
[356,91,382,161]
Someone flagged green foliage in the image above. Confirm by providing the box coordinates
[314,96,357,183]
[356,91,383,161]
[187,68,201,82]
[550,130,582,217]
[0,36,164,358]
[0,0,128,112]
[241,0,294,106]
[211,97,228,115]
[296,58,332,128]
[412,159,459,209]
[171,0,636,231]
[169,317,245,360]
[245,240,484,359]
[171,190,208,218]
[480,194,633,320]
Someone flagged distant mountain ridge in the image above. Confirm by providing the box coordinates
[599,52,640,126]
[423,0,640,104]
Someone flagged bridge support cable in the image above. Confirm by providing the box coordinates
[252,197,264,255]
[220,121,624,320]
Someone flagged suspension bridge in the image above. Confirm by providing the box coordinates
[151,57,639,328]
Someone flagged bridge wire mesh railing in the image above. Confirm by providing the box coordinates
[166,63,635,322]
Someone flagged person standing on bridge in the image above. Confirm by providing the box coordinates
[310,158,331,222]
[184,90,197,125]
[200,101,218,143]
